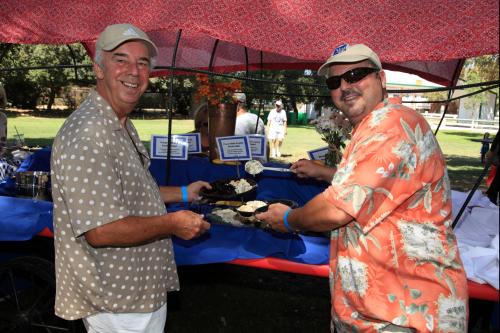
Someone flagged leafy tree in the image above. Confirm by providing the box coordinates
[139,70,330,119]
[143,76,196,116]
[459,55,499,117]
[0,45,39,108]
[242,69,329,117]
[0,43,93,110]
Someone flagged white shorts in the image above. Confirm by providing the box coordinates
[83,303,167,333]
[268,126,285,140]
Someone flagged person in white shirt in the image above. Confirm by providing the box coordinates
[266,100,287,157]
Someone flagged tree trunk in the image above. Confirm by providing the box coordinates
[290,95,299,114]
[47,88,56,111]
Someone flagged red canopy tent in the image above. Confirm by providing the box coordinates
[0,0,499,307]
[1,0,498,86]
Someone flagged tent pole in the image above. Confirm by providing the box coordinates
[166,29,182,185]
[242,46,259,134]
[434,59,465,136]
[434,89,454,136]
[258,51,265,133]
[244,47,249,76]
[452,130,498,229]
[451,160,493,230]
[252,49,261,134]
[208,40,219,71]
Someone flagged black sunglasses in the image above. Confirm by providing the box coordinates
[326,67,379,90]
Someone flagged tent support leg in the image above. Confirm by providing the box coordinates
[166,29,182,185]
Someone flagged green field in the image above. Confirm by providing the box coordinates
[6,115,490,191]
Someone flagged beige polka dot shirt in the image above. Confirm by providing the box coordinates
[51,90,179,320]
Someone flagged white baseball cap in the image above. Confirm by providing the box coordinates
[96,23,158,58]
[317,43,382,77]
[275,100,283,106]
[233,92,246,103]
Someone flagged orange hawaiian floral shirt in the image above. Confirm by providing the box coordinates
[324,98,468,332]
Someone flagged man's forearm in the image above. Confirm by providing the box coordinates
[289,193,352,232]
[159,186,183,203]
[317,165,336,182]
[84,214,178,247]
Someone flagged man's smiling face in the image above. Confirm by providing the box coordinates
[329,60,386,127]
[94,40,150,118]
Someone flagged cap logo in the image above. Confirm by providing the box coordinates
[122,27,140,37]
[332,43,349,56]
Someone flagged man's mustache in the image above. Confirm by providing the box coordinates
[340,89,360,100]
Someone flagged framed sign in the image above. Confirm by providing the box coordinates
[178,133,202,154]
[216,136,251,161]
[307,146,329,162]
[150,135,189,160]
[247,134,267,161]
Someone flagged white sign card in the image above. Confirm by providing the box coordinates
[150,135,189,160]
[179,133,202,154]
[247,134,267,161]
[307,146,329,162]
[216,135,251,161]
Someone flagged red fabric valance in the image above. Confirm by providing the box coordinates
[1,0,498,86]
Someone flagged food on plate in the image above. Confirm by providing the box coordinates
[254,199,299,214]
[200,177,257,200]
[212,208,238,219]
[210,208,245,227]
[229,178,253,194]
[214,200,242,207]
[237,200,267,213]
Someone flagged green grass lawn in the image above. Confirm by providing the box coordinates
[6,115,490,191]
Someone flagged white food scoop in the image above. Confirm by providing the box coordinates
[244,160,292,175]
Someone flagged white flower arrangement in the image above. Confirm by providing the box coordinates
[312,110,352,167]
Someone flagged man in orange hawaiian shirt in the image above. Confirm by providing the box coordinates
[257,44,468,332]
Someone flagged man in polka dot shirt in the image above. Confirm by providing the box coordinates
[51,24,211,333]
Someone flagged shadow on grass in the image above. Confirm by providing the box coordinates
[442,131,484,139]
[440,130,493,144]
[445,154,488,192]
[287,124,316,129]
[24,138,54,148]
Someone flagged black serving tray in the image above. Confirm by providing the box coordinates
[199,177,257,202]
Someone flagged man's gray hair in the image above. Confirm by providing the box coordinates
[94,49,104,67]
[94,49,157,72]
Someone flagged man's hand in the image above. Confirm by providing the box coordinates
[255,203,291,233]
[186,181,211,202]
[290,159,336,182]
[169,210,210,240]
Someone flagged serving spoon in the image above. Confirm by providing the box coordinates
[244,160,292,175]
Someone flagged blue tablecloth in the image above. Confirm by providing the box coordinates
[0,149,330,265]
[0,196,53,241]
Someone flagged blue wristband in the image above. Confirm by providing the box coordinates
[181,186,189,203]
[283,208,294,232]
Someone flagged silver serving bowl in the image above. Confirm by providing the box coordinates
[15,171,51,201]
